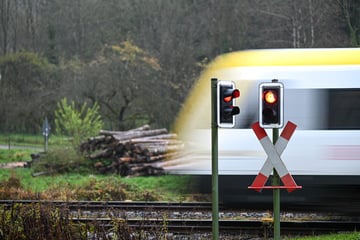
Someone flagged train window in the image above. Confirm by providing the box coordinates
[327,89,360,130]
[284,89,327,130]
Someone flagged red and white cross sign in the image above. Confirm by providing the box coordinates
[249,121,302,193]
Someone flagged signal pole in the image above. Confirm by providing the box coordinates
[271,78,281,240]
[272,127,280,240]
[211,78,240,240]
[211,78,219,240]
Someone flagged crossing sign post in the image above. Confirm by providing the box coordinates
[249,121,301,240]
[249,80,301,240]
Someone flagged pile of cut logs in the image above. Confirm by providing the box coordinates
[80,125,184,177]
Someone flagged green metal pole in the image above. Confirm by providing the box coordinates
[44,135,47,152]
[211,78,219,240]
[272,128,280,240]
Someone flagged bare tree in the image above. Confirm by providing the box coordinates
[337,0,360,46]
[0,0,13,55]
[0,0,355,132]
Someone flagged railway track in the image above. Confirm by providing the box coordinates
[72,217,360,233]
[0,199,213,212]
[1,200,359,238]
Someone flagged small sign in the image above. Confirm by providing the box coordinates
[42,117,51,137]
[42,117,51,152]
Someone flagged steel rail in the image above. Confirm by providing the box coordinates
[71,217,360,235]
[0,200,213,211]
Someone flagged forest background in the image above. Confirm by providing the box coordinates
[0,0,359,134]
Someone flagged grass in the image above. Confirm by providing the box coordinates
[0,133,201,202]
[0,149,33,163]
[0,133,70,148]
[0,167,199,201]
[121,174,199,201]
[0,136,358,239]
[286,232,360,239]
[0,202,170,239]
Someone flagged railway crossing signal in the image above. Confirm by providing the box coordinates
[259,81,284,128]
[252,80,299,240]
[249,121,302,192]
[217,81,240,128]
[212,78,241,239]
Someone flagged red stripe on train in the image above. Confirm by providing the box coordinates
[326,145,360,160]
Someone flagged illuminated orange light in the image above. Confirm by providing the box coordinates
[264,90,277,104]
[224,96,232,102]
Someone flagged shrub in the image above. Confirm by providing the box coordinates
[74,176,128,201]
[55,98,103,150]
[31,147,91,175]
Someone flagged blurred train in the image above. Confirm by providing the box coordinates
[169,48,360,212]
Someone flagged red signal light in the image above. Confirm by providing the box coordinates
[217,81,240,128]
[223,89,240,103]
[232,89,240,98]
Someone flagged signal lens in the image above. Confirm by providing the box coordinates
[264,90,277,104]
[223,89,240,103]
[231,106,240,115]
[223,96,232,103]
[232,89,240,98]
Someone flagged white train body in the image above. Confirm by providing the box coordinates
[171,48,360,179]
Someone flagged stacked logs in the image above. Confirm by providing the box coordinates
[80,125,184,177]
